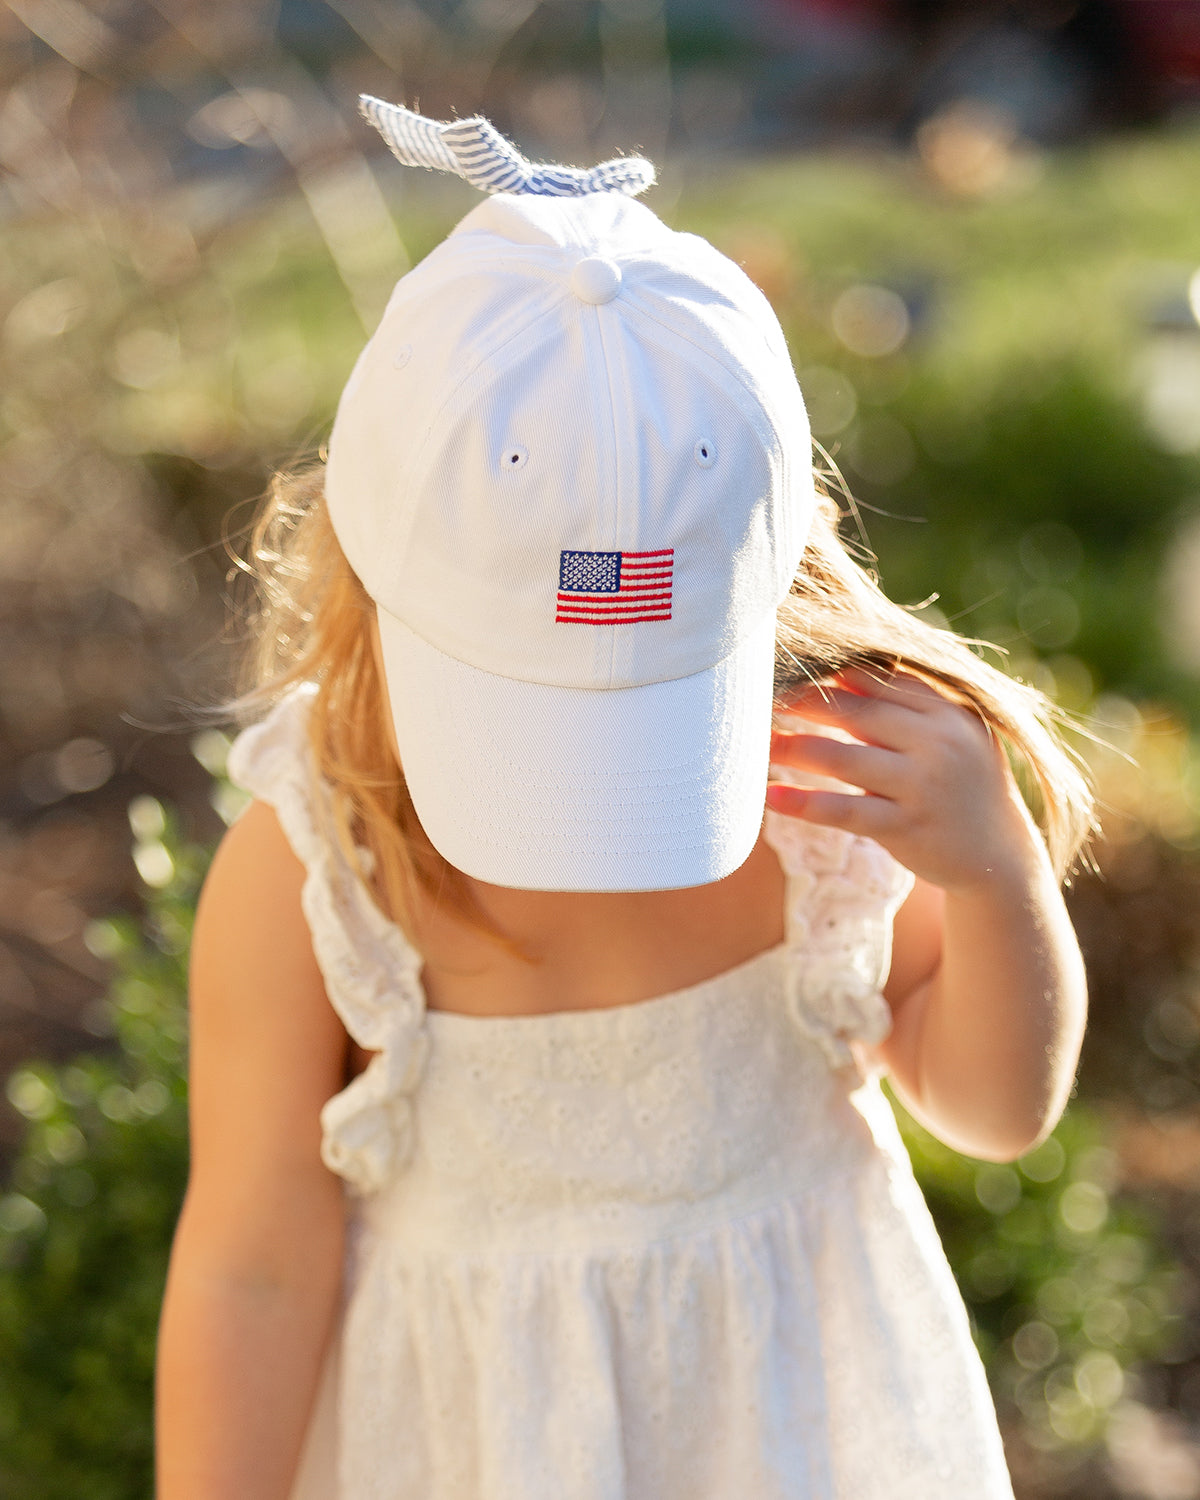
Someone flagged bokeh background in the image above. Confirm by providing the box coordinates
[3,2,1200,1495]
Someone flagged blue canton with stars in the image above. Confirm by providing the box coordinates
[559,550,621,593]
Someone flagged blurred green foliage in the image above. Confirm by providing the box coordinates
[676,129,1200,721]
[898,1102,1181,1457]
[861,364,1195,713]
[0,802,204,1500]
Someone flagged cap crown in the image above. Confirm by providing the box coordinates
[327,192,813,690]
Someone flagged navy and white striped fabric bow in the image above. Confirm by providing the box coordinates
[359,96,656,198]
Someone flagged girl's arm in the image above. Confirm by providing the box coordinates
[156,800,350,1500]
[767,670,1088,1163]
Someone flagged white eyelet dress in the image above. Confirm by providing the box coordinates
[226,689,1015,1500]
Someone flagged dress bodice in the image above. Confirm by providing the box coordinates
[226,688,914,1196]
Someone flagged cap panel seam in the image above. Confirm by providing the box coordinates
[613,298,794,488]
[398,286,576,523]
[593,302,622,688]
[617,289,795,441]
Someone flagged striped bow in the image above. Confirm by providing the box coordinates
[359,96,656,198]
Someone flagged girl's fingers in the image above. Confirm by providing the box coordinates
[764,781,897,838]
[778,670,958,748]
[782,666,943,711]
[830,665,945,707]
[775,690,917,750]
[769,731,905,798]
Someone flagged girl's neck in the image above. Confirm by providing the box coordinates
[406,828,786,1018]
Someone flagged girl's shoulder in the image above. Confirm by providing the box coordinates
[194,796,324,1031]
[189,793,349,1175]
[197,708,333,1040]
[223,687,428,1194]
[202,684,320,979]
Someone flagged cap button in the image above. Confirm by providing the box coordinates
[571,256,622,305]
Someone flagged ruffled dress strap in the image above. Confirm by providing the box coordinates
[763,798,914,1078]
[225,686,429,1195]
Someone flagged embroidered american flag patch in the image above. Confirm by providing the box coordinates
[556,549,674,624]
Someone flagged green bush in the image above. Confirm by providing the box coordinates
[851,362,1200,716]
[674,131,1200,722]
[896,1099,1181,1457]
[0,803,204,1500]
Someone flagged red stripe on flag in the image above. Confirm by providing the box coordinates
[557,590,672,604]
[557,599,672,608]
[557,588,672,602]
[556,611,672,624]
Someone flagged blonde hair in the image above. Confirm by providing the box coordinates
[229,458,1093,940]
[230,462,502,948]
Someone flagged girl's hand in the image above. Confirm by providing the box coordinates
[766,667,1042,893]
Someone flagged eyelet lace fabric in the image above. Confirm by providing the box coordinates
[226,691,1014,1500]
[762,808,914,1075]
[226,687,429,1194]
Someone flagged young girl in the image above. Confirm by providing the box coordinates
[156,101,1091,1500]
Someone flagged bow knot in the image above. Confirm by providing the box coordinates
[359,96,656,199]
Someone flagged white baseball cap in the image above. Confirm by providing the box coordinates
[325,101,816,892]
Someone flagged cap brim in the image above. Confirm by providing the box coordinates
[376,611,776,892]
